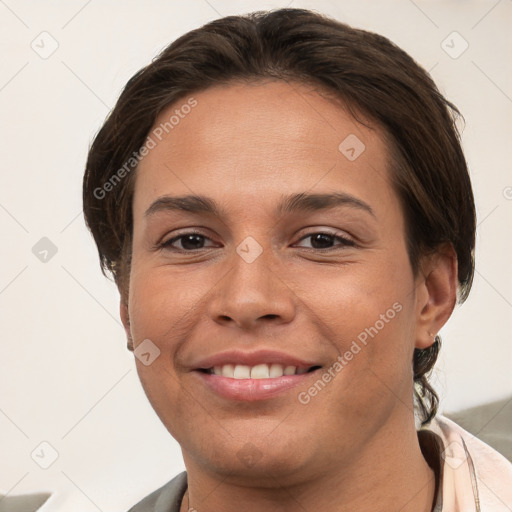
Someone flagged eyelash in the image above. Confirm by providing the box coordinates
[158,230,356,252]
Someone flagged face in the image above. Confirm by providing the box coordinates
[125,80,430,484]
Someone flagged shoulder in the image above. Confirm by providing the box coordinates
[426,415,512,510]
[127,472,187,512]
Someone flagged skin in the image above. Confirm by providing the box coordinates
[120,80,457,512]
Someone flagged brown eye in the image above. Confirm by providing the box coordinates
[161,232,217,251]
[295,232,356,250]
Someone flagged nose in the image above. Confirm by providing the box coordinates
[207,243,296,331]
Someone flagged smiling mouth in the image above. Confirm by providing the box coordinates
[198,363,322,379]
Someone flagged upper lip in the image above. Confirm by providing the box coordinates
[191,349,322,371]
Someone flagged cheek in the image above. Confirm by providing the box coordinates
[127,268,203,438]
[128,265,209,343]
[301,251,412,332]
[126,263,230,407]
[298,255,416,400]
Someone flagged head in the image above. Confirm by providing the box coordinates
[83,8,475,479]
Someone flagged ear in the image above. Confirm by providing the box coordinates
[414,243,458,349]
[120,302,134,351]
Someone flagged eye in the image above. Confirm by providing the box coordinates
[158,230,356,252]
[160,231,218,251]
[294,231,356,250]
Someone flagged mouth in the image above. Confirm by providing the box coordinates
[190,349,324,401]
[193,363,323,402]
[197,363,322,379]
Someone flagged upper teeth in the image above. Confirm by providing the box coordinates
[212,363,309,379]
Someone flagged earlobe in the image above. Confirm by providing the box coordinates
[415,244,458,350]
[120,302,134,351]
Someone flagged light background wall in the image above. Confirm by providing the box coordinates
[0,0,511,510]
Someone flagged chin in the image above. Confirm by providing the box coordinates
[185,432,317,485]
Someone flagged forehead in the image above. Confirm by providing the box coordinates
[134,80,394,216]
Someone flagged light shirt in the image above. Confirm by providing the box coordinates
[424,415,512,511]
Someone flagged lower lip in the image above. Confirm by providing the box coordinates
[194,371,318,401]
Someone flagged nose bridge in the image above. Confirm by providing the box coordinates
[208,238,295,328]
[233,238,275,294]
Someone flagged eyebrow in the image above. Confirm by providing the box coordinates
[144,192,375,218]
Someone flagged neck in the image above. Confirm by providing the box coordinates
[180,413,436,512]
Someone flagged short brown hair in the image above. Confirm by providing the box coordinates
[83,8,476,425]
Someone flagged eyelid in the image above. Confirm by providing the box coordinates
[159,229,218,250]
[294,230,356,249]
[158,228,356,253]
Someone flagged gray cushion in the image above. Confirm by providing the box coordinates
[0,493,51,512]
